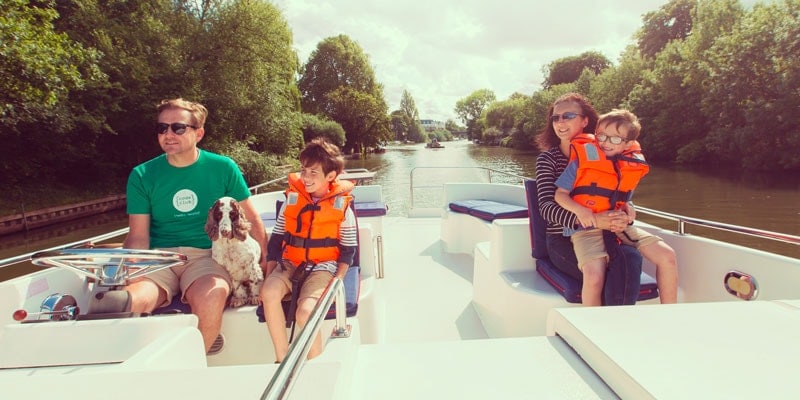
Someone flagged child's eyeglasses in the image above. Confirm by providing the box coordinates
[157,122,197,135]
[596,134,628,145]
[550,112,582,123]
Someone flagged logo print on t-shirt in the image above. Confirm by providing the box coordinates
[173,189,198,213]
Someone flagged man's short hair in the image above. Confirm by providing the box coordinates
[157,98,208,128]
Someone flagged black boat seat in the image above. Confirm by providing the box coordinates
[523,179,659,304]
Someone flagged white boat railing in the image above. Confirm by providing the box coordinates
[261,276,350,400]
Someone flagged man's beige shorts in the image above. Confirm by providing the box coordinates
[142,247,232,307]
[571,226,662,271]
[267,262,334,302]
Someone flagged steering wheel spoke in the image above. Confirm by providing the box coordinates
[31,248,187,287]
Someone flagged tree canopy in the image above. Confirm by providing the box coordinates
[298,35,391,153]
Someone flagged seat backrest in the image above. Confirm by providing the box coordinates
[523,179,549,260]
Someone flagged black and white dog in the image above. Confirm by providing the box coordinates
[205,197,263,307]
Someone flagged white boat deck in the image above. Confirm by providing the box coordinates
[379,216,487,343]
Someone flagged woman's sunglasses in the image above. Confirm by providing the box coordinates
[156,122,197,135]
[550,112,583,123]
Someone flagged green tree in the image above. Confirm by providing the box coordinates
[300,113,346,147]
[589,46,649,113]
[298,35,389,153]
[325,86,391,153]
[198,0,302,160]
[541,51,610,89]
[636,0,696,58]
[0,0,104,185]
[53,0,195,175]
[702,0,800,170]
[454,89,496,140]
[400,90,424,143]
[628,0,743,165]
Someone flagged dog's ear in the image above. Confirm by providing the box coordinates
[232,200,252,240]
[205,200,220,240]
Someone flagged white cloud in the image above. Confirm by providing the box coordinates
[274,0,685,122]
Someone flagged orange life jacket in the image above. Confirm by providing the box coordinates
[281,173,354,266]
[569,134,649,213]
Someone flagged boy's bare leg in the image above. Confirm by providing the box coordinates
[260,277,291,362]
[639,241,679,304]
[581,258,607,306]
[296,297,324,359]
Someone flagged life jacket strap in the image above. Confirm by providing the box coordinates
[284,234,339,249]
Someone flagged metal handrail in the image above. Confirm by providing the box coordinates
[636,206,800,246]
[0,228,130,270]
[261,277,349,400]
[409,166,528,208]
[408,166,799,248]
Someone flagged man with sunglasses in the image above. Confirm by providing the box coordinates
[554,109,678,306]
[123,98,267,353]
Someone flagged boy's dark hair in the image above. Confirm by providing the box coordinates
[299,137,345,175]
[598,109,641,140]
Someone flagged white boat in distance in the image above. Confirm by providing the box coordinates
[0,167,798,399]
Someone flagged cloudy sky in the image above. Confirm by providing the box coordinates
[272,1,745,122]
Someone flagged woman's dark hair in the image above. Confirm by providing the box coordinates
[534,92,599,151]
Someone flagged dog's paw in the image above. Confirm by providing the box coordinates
[228,297,246,308]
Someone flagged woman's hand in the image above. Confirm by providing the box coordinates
[620,202,636,224]
[594,210,629,232]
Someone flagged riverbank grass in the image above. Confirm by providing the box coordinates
[1,182,124,218]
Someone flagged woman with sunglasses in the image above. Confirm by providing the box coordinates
[123,98,267,353]
[534,92,642,305]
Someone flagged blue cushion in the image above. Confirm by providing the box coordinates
[536,258,659,304]
[449,199,529,222]
[355,201,388,217]
[448,199,490,214]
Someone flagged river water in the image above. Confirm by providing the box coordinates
[1,140,797,280]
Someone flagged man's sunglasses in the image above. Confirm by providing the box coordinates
[156,122,197,135]
[550,112,582,123]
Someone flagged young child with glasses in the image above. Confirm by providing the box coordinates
[554,109,678,306]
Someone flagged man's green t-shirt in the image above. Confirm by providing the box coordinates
[126,149,250,249]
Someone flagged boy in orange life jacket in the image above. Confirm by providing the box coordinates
[554,109,678,306]
[259,138,358,362]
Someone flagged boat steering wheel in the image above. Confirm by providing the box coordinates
[31,248,187,287]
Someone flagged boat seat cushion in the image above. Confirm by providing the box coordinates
[536,258,659,303]
[523,179,659,304]
[448,199,529,222]
[354,201,388,217]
